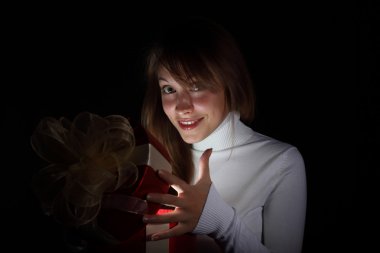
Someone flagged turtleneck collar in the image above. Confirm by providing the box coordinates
[192,111,253,152]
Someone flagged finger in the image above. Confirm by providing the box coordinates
[148,223,188,241]
[158,170,187,193]
[146,193,184,208]
[197,148,212,183]
[143,211,180,224]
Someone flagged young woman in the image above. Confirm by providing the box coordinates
[141,17,307,253]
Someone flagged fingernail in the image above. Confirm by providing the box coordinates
[146,194,151,200]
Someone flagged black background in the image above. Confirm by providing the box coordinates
[2,1,377,252]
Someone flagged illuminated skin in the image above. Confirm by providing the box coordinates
[143,68,228,240]
[143,149,212,241]
[158,68,228,144]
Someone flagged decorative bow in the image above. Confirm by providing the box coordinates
[31,112,139,227]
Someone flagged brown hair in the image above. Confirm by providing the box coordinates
[141,17,255,182]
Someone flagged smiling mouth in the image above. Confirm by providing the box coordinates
[178,118,203,130]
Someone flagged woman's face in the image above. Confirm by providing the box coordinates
[158,68,228,144]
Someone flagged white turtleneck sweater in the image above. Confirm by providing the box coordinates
[191,112,307,253]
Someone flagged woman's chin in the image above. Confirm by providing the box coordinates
[180,132,204,144]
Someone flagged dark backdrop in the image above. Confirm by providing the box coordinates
[2,2,376,252]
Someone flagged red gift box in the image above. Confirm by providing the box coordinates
[88,123,196,253]
[31,113,195,253]
[78,123,167,253]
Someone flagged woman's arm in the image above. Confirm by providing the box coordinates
[144,147,306,253]
[193,184,270,253]
[194,147,307,253]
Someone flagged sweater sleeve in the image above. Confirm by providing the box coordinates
[262,147,307,252]
[192,185,270,253]
[192,147,307,253]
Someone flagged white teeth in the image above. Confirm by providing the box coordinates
[181,121,195,125]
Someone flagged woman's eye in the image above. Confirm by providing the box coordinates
[161,85,176,94]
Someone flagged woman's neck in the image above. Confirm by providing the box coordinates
[192,112,238,152]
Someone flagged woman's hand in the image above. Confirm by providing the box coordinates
[143,148,213,241]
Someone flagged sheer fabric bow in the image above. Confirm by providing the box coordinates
[31,112,138,227]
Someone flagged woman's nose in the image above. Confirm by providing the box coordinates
[175,91,194,115]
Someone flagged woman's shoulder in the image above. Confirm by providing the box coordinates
[240,130,305,175]
[243,129,302,159]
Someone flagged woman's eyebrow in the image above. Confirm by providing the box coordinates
[158,77,168,82]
